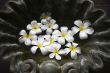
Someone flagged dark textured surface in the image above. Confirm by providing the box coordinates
[0,0,110,73]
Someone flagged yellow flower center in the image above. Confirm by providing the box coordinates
[38,43,43,48]
[24,34,31,39]
[42,15,48,19]
[54,49,59,54]
[79,25,84,31]
[48,23,52,28]
[61,32,66,38]
[49,38,54,45]
[69,45,76,52]
[32,24,38,30]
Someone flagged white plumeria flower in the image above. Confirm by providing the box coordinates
[41,19,58,34]
[44,35,57,46]
[65,42,81,59]
[27,20,42,34]
[41,13,52,24]
[49,43,65,60]
[52,26,74,45]
[30,36,48,55]
[72,20,94,39]
[19,30,37,45]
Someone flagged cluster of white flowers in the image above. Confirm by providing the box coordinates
[19,14,94,60]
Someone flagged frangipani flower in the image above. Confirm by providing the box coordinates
[72,20,94,39]
[19,30,37,45]
[41,19,58,34]
[30,36,48,55]
[27,20,42,34]
[41,13,52,24]
[49,43,65,60]
[65,42,81,59]
[44,35,57,46]
[52,27,74,45]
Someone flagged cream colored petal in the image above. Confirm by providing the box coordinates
[30,46,38,54]
[79,31,88,39]
[27,24,32,30]
[58,37,65,45]
[55,54,61,60]
[19,30,26,35]
[61,26,68,32]
[49,53,55,58]
[74,20,82,27]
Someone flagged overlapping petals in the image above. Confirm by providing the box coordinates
[72,20,94,39]
[27,20,42,34]
[18,14,95,60]
[52,27,74,45]
[19,30,37,45]
[65,42,81,59]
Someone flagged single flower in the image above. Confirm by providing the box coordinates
[72,20,94,39]
[27,20,42,34]
[52,26,74,45]
[48,43,65,60]
[19,30,37,45]
[44,35,58,45]
[41,19,58,34]
[65,42,81,59]
[30,36,48,55]
[41,13,52,24]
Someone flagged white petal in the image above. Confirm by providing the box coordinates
[58,37,65,45]
[65,35,74,42]
[37,23,42,27]
[43,41,50,46]
[65,48,70,54]
[72,26,80,34]
[74,20,82,27]
[36,28,42,34]
[83,21,91,28]
[85,28,94,35]
[19,36,25,43]
[47,45,54,52]
[19,30,26,35]
[52,30,61,36]
[47,17,52,21]
[55,54,61,60]
[52,24,58,29]
[41,25,48,30]
[71,52,77,59]
[50,19,56,24]
[59,50,65,55]
[49,53,55,58]
[30,46,38,54]
[76,47,81,54]
[41,19,47,24]
[25,39,31,45]
[52,43,61,50]
[61,26,68,32]
[38,36,44,43]
[27,24,32,30]
[52,35,58,41]
[31,35,37,40]
[44,35,51,41]
[66,43,71,47]
[46,29,52,34]
[40,47,48,55]
[31,20,37,25]
[30,30,37,35]
[79,31,88,39]
[72,42,78,47]
[31,40,37,45]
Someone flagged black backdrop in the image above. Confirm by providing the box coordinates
[0,0,110,73]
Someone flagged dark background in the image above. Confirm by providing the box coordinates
[0,0,110,73]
